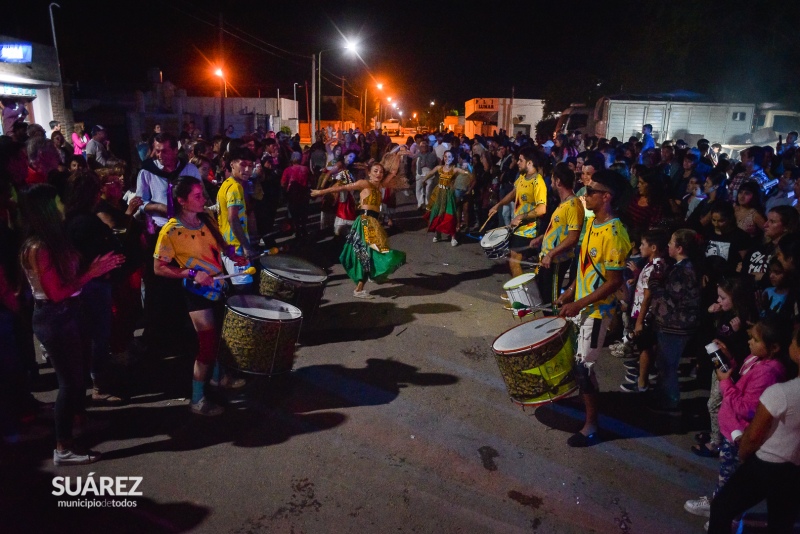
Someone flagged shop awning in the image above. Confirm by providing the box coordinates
[465,110,498,123]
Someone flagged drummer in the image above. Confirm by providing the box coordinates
[217,148,258,294]
[528,163,584,307]
[487,147,547,278]
[555,170,631,447]
[155,176,248,416]
[310,162,406,299]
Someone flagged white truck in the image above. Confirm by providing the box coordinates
[380,119,401,136]
[555,95,756,146]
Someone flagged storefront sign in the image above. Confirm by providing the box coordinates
[475,98,498,111]
[0,85,37,98]
[0,43,33,63]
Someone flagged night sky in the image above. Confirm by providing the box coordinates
[5,0,798,117]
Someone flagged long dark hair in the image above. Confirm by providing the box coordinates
[172,176,228,251]
[64,169,101,218]
[19,184,78,284]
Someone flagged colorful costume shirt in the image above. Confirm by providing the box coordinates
[513,173,547,238]
[540,196,584,262]
[216,177,248,253]
[576,217,631,318]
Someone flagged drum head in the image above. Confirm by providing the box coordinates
[503,272,537,290]
[227,294,302,320]
[481,227,509,247]
[492,317,566,354]
[260,255,327,283]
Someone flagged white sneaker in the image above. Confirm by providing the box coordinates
[353,290,375,299]
[53,448,101,466]
[684,496,711,517]
[432,236,439,243]
[189,397,224,416]
[451,237,458,247]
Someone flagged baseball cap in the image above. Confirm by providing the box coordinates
[91,124,105,136]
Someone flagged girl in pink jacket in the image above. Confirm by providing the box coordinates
[684,318,787,519]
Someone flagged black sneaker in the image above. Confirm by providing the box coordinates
[622,359,639,372]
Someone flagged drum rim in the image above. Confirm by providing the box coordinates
[260,269,326,287]
[480,228,510,248]
[259,256,328,283]
[503,272,537,289]
[225,299,303,322]
[509,384,579,406]
[491,318,568,355]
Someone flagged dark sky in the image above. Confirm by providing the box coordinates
[5,0,799,116]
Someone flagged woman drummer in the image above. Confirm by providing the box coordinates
[311,162,406,299]
[153,176,248,416]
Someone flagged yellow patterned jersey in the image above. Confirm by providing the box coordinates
[216,177,248,252]
[513,173,547,238]
[576,216,631,318]
[540,197,584,262]
[154,218,225,301]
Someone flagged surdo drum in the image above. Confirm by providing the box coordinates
[259,255,327,319]
[491,317,578,406]
[219,295,302,375]
[480,227,511,259]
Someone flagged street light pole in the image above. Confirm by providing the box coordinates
[310,55,316,139]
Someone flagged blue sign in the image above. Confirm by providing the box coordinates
[0,86,37,98]
[0,43,33,63]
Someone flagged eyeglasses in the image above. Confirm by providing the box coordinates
[585,186,611,196]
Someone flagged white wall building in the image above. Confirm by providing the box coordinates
[465,98,546,139]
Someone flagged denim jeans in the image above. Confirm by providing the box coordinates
[416,175,435,208]
[655,329,691,409]
[499,203,514,226]
[32,297,86,443]
[80,279,113,388]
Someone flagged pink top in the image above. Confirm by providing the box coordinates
[72,132,89,155]
[718,355,785,441]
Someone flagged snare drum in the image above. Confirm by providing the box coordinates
[480,227,511,259]
[259,255,327,319]
[491,317,578,406]
[503,272,542,309]
[219,295,303,375]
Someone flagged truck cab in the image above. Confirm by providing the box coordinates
[553,103,596,138]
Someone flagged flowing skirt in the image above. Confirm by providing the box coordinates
[340,214,406,283]
[425,185,458,236]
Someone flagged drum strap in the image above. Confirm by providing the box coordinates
[584,232,606,283]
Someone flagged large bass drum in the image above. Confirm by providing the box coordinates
[259,255,327,319]
[491,317,577,406]
[219,295,303,375]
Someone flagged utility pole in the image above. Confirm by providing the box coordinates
[341,76,345,130]
[218,12,224,135]
[310,55,316,139]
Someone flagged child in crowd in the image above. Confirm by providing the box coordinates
[693,276,755,457]
[684,319,788,520]
[650,229,702,412]
[708,327,800,534]
[621,229,668,393]
[759,258,796,320]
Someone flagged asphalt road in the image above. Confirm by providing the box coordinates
[3,192,725,534]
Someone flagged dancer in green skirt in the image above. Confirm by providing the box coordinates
[311,162,406,299]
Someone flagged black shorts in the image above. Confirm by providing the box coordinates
[183,288,223,314]
[509,233,537,258]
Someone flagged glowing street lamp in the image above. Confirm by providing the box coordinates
[214,68,227,97]
[314,38,359,131]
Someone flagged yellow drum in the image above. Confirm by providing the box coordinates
[491,317,578,405]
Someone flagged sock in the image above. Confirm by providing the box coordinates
[212,363,222,384]
[191,380,204,404]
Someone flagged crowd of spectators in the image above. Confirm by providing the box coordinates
[1,115,798,530]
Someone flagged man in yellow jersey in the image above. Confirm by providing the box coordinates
[488,147,547,278]
[217,148,258,292]
[556,170,632,447]
[529,163,584,307]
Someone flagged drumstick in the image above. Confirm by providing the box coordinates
[213,266,256,280]
[478,216,493,234]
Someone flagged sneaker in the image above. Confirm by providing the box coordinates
[353,290,375,299]
[684,496,711,517]
[703,521,709,532]
[53,448,101,466]
[189,397,224,416]
[620,382,649,393]
[451,237,458,247]
[432,236,440,243]
[624,369,659,382]
[622,359,640,372]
